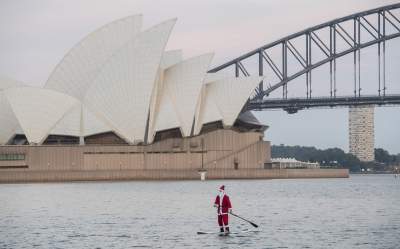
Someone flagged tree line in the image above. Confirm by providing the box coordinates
[271,145,400,172]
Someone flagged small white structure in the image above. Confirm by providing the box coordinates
[198,170,207,181]
[271,158,320,169]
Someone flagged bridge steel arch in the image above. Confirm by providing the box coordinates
[209,3,400,107]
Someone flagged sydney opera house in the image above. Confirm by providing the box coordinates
[0,15,275,182]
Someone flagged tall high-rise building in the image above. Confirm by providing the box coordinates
[349,106,375,162]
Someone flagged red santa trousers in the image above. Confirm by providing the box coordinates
[218,214,229,227]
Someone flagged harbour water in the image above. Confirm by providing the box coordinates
[1,174,399,248]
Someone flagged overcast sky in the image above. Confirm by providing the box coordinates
[0,0,399,153]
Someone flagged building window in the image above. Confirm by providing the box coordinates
[0,154,25,161]
[234,158,239,170]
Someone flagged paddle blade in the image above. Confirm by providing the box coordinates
[249,222,258,228]
[230,212,259,228]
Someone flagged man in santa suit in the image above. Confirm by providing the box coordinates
[214,185,232,233]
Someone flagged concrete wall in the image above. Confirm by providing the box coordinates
[0,169,349,183]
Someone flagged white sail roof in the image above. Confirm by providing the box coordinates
[84,19,176,144]
[45,15,143,100]
[0,92,20,144]
[82,106,113,136]
[4,87,79,144]
[147,50,183,142]
[50,102,81,137]
[0,76,24,90]
[160,50,183,69]
[151,53,213,137]
[0,77,25,144]
[203,71,231,84]
[51,103,112,137]
[194,76,263,134]
[193,86,223,135]
[0,16,265,145]
[151,83,181,134]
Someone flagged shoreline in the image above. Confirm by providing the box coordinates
[350,172,399,175]
[0,168,349,183]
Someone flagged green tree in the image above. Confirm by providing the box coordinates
[375,148,398,165]
[271,145,361,171]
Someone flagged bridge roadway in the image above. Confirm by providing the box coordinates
[246,94,400,113]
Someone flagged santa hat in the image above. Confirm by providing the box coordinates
[219,185,225,191]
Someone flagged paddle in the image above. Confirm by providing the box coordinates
[229,212,259,228]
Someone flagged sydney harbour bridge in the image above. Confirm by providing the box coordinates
[209,3,400,114]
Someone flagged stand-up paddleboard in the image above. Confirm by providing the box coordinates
[197,230,259,236]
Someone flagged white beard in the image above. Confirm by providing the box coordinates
[219,191,225,205]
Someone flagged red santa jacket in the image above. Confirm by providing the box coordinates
[214,194,232,214]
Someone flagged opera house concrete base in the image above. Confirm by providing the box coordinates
[0,169,349,183]
[0,129,348,183]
